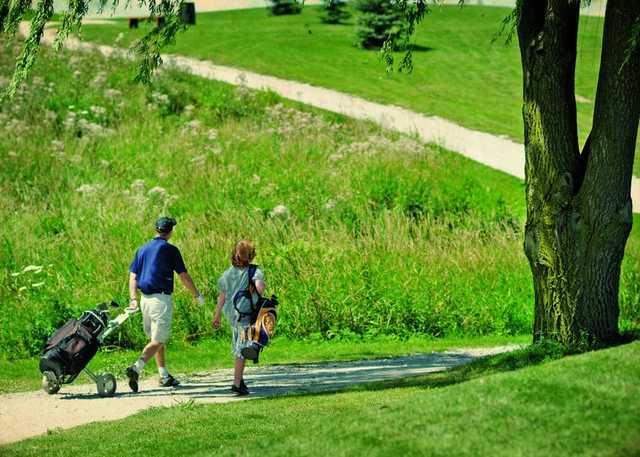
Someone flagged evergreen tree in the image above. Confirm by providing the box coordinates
[320,0,350,25]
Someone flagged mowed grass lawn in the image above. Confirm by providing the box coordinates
[4,341,640,456]
[79,5,640,175]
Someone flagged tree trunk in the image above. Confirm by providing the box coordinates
[0,0,10,31]
[518,0,640,347]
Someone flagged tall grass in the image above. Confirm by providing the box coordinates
[0,44,637,359]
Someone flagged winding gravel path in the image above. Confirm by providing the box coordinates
[0,346,517,445]
[19,22,640,213]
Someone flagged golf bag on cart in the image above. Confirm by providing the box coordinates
[39,301,133,397]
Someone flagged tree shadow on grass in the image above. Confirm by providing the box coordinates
[343,334,640,396]
[280,340,568,400]
[407,43,433,52]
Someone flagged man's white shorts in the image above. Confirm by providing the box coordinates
[141,293,173,344]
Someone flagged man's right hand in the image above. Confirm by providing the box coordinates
[212,314,221,329]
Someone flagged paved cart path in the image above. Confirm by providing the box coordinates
[0,346,516,445]
[19,22,640,213]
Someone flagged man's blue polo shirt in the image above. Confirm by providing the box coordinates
[129,237,187,295]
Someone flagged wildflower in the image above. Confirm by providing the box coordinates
[22,265,43,274]
[148,186,167,197]
[260,183,276,197]
[151,91,170,106]
[73,70,82,78]
[63,112,77,129]
[76,183,102,195]
[183,119,201,134]
[104,89,121,99]
[90,105,107,117]
[91,71,107,87]
[131,179,145,191]
[269,204,289,218]
[207,128,218,141]
[183,104,195,117]
[44,110,57,122]
[206,145,222,155]
[324,199,337,211]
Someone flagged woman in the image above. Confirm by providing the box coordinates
[212,239,266,396]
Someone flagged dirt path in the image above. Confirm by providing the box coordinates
[19,22,640,213]
[0,346,516,445]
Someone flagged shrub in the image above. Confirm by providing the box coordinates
[320,0,351,24]
[354,0,409,49]
[268,0,302,16]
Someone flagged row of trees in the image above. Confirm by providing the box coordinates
[269,0,410,50]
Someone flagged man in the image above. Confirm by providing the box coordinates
[126,216,205,392]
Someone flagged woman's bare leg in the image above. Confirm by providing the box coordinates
[234,357,245,386]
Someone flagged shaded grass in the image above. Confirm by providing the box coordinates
[78,5,640,175]
[4,341,639,456]
[0,334,528,394]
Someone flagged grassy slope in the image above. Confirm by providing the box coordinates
[0,334,528,394]
[4,341,639,456]
[0,45,540,359]
[79,5,640,176]
[1,43,639,360]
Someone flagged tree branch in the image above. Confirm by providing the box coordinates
[580,0,640,220]
[517,0,581,198]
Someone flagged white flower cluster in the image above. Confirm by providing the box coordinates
[125,179,178,208]
[334,134,424,159]
[104,88,121,100]
[63,108,114,137]
[182,119,201,135]
[265,103,340,138]
[270,204,289,218]
[151,91,170,108]
[76,183,102,196]
[92,71,107,88]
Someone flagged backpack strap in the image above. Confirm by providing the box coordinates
[247,264,258,295]
[234,264,260,321]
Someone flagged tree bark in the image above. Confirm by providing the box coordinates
[0,0,10,31]
[518,0,640,346]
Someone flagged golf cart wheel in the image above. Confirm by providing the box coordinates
[96,373,117,397]
[42,370,61,395]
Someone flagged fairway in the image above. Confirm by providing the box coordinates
[78,5,640,176]
[2,3,640,454]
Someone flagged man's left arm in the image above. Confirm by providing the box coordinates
[178,272,204,303]
[174,248,205,304]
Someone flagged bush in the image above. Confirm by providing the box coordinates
[320,0,351,24]
[354,0,409,49]
[268,0,302,16]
